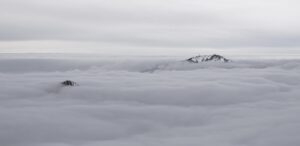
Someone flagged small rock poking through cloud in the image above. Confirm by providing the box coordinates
[61,80,78,87]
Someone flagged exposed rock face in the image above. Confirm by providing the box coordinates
[61,80,78,86]
[186,54,230,63]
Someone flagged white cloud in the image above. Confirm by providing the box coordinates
[0,54,300,146]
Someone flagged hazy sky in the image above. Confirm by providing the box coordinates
[0,0,299,55]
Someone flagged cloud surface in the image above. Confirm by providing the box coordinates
[1,54,300,146]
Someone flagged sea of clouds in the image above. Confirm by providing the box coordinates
[1,54,300,146]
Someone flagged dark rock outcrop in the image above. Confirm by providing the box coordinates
[61,80,78,86]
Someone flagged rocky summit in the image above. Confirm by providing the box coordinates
[61,80,78,86]
[186,54,230,63]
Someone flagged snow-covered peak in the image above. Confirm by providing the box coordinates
[186,54,230,63]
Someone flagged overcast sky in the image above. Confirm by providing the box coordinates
[0,0,300,56]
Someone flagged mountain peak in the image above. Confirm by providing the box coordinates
[186,54,230,63]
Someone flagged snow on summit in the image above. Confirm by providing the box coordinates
[186,54,230,63]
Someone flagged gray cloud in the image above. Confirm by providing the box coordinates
[0,0,300,53]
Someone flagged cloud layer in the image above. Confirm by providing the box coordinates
[0,0,300,54]
[1,55,300,146]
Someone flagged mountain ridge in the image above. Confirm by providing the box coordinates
[186,54,230,63]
